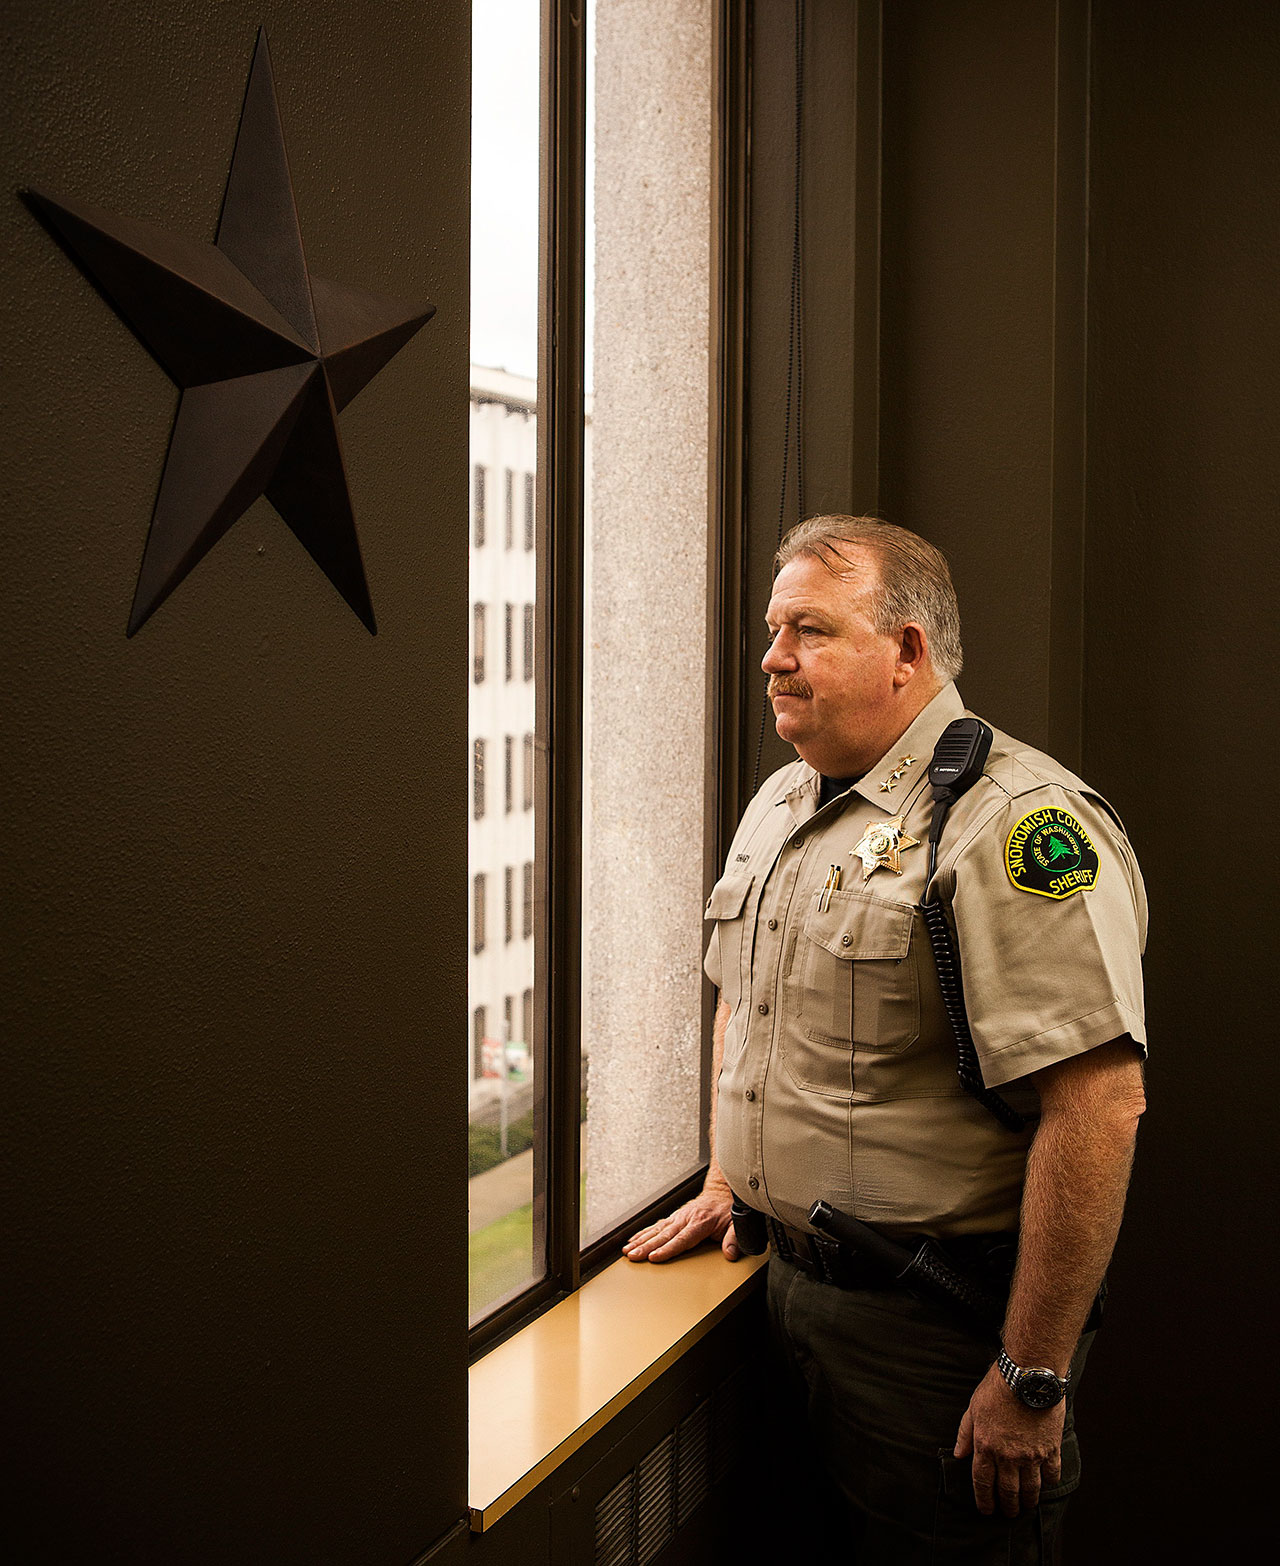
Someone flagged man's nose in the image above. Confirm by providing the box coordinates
[761,631,796,673]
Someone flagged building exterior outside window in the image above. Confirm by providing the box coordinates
[504,467,515,549]
[504,864,514,945]
[522,603,534,681]
[504,602,514,682]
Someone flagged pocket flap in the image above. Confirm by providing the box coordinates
[805,892,914,959]
[704,871,753,921]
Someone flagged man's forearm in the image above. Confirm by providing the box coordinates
[1001,1043,1145,1373]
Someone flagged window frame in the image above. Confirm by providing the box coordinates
[468,0,740,1358]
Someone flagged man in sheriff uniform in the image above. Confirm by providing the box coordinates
[626,516,1147,1561]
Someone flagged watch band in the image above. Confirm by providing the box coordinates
[996,1348,1070,1409]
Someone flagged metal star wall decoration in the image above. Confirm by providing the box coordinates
[24,29,434,636]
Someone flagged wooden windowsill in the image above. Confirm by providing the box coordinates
[467,1247,768,1530]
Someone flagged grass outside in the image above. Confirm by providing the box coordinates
[468,1172,589,1318]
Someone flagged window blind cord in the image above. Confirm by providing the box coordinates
[753,0,807,797]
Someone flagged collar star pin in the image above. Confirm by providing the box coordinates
[850,814,920,881]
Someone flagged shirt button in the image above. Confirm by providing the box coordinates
[841,934,852,946]
[748,1176,760,1190]
[745,1088,756,1101]
[791,837,804,850]
[767,919,778,930]
[758,1003,769,1015]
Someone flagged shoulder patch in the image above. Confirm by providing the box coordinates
[1005,809,1100,899]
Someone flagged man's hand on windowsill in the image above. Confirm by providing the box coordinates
[622,1175,739,1264]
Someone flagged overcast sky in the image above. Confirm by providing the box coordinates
[471,0,593,387]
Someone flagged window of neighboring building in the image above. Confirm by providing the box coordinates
[522,987,533,1051]
[522,860,533,941]
[472,873,487,955]
[523,603,534,682]
[504,603,514,683]
[504,865,514,945]
[524,470,535,550]
[504,735,514,814]
[522,732,534,812]
[473,602,486,684]
[473,464,486,547]
[504,467,515,549]
[473,1005,487,1078]
[473,738,486,820]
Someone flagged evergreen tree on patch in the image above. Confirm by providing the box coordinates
[1047,834,1075,862]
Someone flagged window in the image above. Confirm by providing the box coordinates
[473,1005,487,1079]
[473,602,486,684]
[473,464,486,547]
[472,873,487,955]
[524,470,535,550]
[473,738,486,820]
[469,0,716,1345]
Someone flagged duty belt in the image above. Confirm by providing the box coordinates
[764,1216,1018,1293]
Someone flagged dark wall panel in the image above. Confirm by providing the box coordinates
[879,0,1065,747]
[1,3,470,1561]
[1074,1,1280,1554]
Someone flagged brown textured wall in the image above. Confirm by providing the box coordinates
[1,3,470,1561]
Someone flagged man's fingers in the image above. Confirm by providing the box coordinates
[970,1453,995,1516]
[996,1465,1022,1519]
[1020,1463,1042,1513]
[1044,1450,1062,1487]
[953,1405,974,1459]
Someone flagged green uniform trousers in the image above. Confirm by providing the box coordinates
[767,1254,1093,1564]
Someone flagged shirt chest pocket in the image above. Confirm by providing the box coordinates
[704,871,754,1008]
[785,892,921,1094]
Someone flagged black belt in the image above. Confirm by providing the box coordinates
[765,1216,1018,1293]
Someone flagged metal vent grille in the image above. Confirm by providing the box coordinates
[636,1432,676,1564]
[592,1370,746,1565]
[675,1399,711,1526]
[595,1472,636,1566]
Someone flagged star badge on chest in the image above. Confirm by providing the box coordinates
[850,814,920,881]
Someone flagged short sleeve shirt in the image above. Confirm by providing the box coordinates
[705,683,1147,1237]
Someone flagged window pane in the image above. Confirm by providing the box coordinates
[469,0,541,1322]
[580,0,712,1243]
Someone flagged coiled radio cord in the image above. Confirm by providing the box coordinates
[923,807,1028,1132]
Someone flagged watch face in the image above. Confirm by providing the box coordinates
[1018,1370,1066,1410]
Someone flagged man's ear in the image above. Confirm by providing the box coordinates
[894,623,930,687]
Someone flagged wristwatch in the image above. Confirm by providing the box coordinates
[996,1348,1070,1410]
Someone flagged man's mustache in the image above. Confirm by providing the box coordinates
[768,675,813,700]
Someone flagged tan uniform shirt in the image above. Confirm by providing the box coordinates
[705,683,1147,1238]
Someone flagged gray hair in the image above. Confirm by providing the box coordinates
[775,515,964,681]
